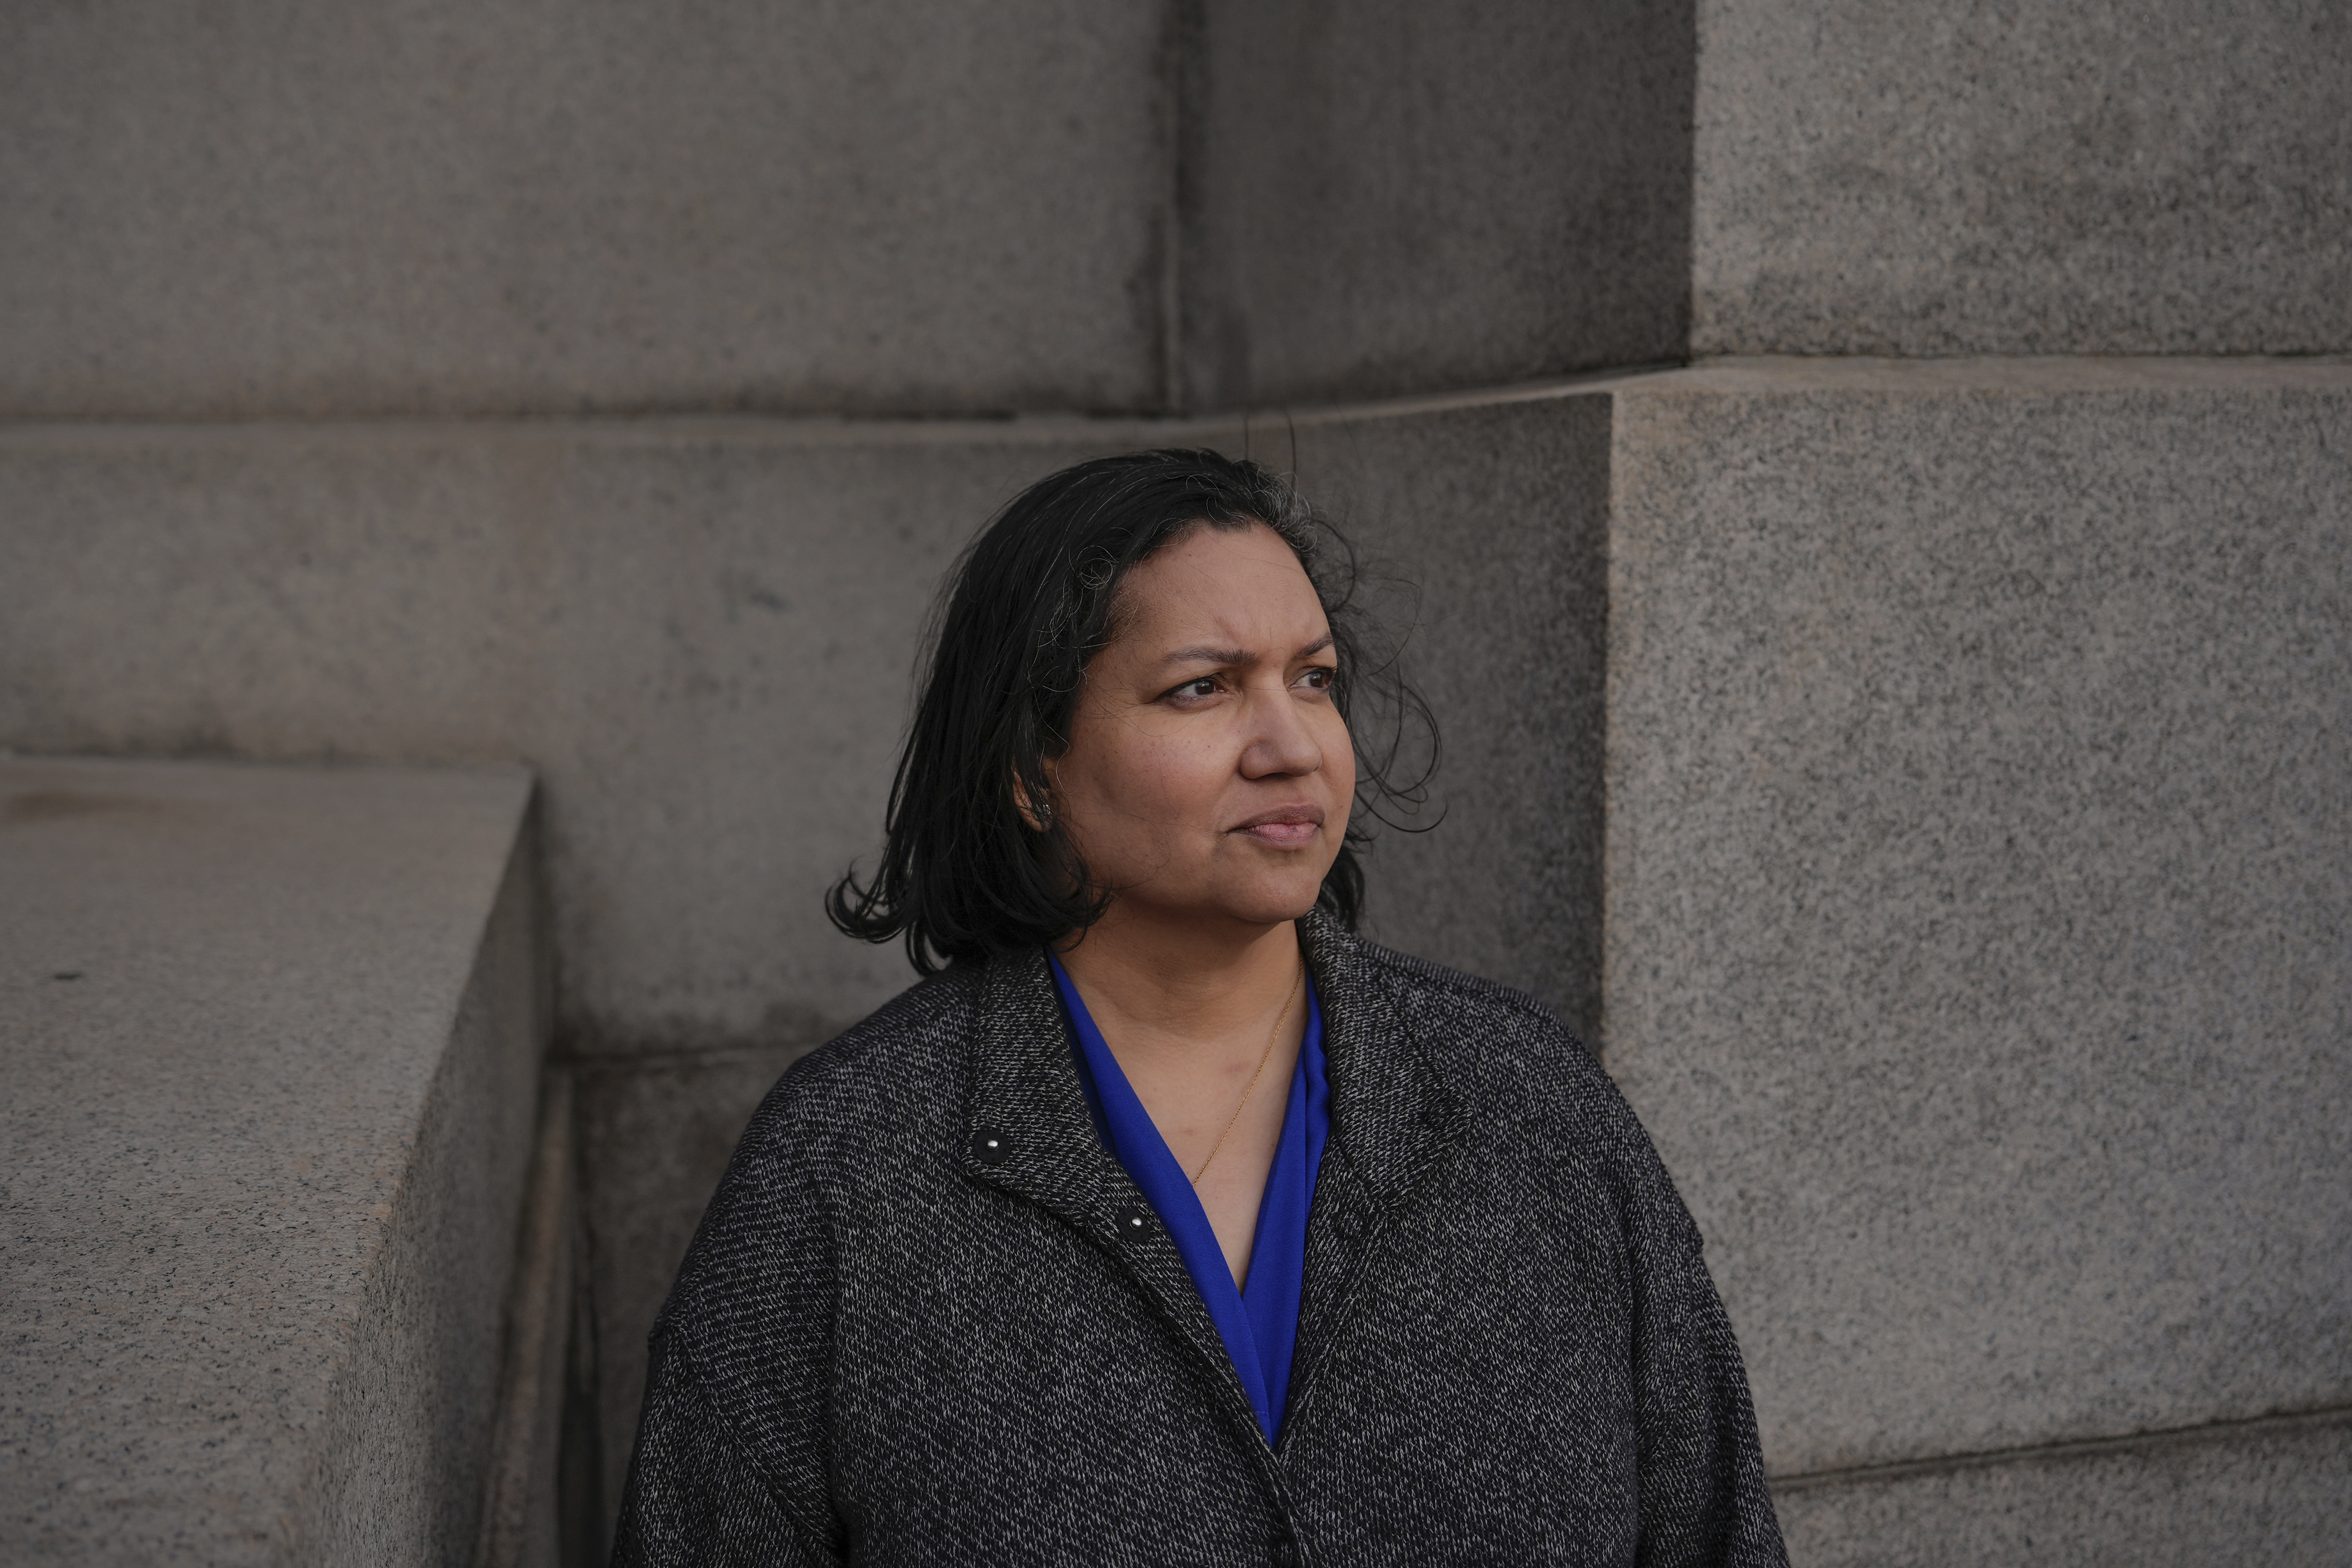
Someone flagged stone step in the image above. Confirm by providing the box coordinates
[0,756,546,1565]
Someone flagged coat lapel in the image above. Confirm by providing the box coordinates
[958,946,1273,1453]
[1284,912,1462,1445]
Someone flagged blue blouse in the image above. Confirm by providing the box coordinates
[1048,954,1331,1444]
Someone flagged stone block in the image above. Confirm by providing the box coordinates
[573,1045,816,1536]
[1776,1410,2352,1568]
[1693,0,2352,356]
[0,1,1167,418]
[0,755,544,1564]
[1188,0,1692,405]
[1281,396,1612,1040]
[0,398,1616,1048]
[0,419,1169,1056]
[1602,359,2352,1474]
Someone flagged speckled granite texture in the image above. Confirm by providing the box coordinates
[0,756,544,1564]
[1186,0,1692,405]
[1277,398,1613,1042]
[0,1,1167,418]
[1775,1409,2352,1568]
[1691,0,2352,357]
[1600,359,2352,1486]
[0,409,1612,1064]
[0,422,1154,1058]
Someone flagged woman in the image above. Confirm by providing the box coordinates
[614,451,1786,1566]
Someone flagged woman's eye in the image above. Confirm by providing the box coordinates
[1172,677,1219,701]
[1296,666,1337,691]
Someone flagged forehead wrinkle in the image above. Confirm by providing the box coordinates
[1158,642,1256,669]
[1107,526,1332,677]
[1152,628,1335,671]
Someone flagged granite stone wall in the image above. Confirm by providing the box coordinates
[3,1,2346,1561]
[1601,359,2352,1555]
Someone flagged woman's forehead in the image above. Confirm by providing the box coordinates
[1116,523,1325,642]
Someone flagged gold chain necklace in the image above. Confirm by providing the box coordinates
[1188,959,1305,1187]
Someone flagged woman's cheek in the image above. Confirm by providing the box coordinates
[1132,733,1224,817]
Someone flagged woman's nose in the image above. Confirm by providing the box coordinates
[1239,684,1324,779]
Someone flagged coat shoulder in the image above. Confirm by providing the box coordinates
[1350,937,1579,1043]
[1344,936,1643,1150]
[656,964,985,1337]
[739,961,982,1149]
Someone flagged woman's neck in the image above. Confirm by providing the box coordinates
[1053,909,1303,1063]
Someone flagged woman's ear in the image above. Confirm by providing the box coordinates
[1012,766,1055,832]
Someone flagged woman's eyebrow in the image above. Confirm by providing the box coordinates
[1158,643,1254,668]
[1158,632,1335,669]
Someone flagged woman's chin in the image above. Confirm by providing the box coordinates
[1209,874,1332,929]
[1102,851,1337,933]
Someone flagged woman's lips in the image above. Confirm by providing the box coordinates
[1233,806,1323,848]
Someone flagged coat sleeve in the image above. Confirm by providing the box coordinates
[1619,1132,1791,1568]
[610,1326,840,1567]
[609,1090,848,1568]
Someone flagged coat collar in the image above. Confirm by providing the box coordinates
[957,911,1461,1456]
[1286,911,1462,1445]
[1293,909,1460,1210]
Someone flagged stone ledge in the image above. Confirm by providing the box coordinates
[1775,1407,2352,1568]
[1633,354,2352,396]
[0,755,544,1565]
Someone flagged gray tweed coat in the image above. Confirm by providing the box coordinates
[613,912,1788,1567]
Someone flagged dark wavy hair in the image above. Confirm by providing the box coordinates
[828,448,1436,974]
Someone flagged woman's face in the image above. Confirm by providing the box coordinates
[1048,521,1355,935]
